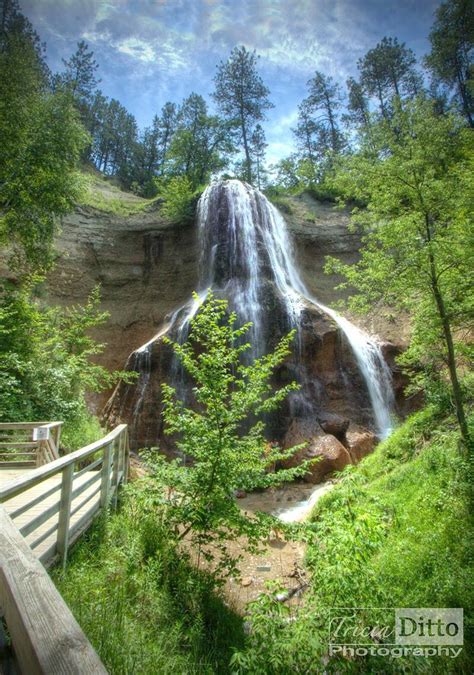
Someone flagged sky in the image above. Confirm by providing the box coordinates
[21,0,442,165]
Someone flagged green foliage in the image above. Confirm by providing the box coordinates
[357,36,422,119]
[425,0,474,127]
[166,93,235,190]
[159,175,197,224]
[326,98,473,443]
[60,413,104,451]
[52,494,244,674]
[139,292,311,585]
[0,9,88,274]
[0,284,134,429]
[233,407,474,673]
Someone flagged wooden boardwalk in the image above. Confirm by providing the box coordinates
[0,467,105,566]
[0,422,129,673]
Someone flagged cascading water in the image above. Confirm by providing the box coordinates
[113,179,394,445]
[198,180,393,437]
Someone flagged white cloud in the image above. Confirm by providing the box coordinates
[116,37,155,62]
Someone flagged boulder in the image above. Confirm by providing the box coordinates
[282,419,352,484]
[317,412,350,440]
[345,430,376,463]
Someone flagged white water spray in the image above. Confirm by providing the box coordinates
[133,179,394,438]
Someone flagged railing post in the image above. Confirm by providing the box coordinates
[57,463,74,568]
[111,436,121,509]
[123,428,130,485]
[100,443,113,509]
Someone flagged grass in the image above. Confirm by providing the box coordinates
[78,172,160,216]
[52,491,244,674]
[231,405,474,673]
[52,405,473,673]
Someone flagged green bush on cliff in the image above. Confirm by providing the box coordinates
[159,175,197,224]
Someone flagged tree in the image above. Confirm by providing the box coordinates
[293,99,321,175]
[0,0,88,275]
[304,71,345,156]
[60,40,100,120]
[327,99,473,447]
[167,93,233,188]
[358,37,421,118]
[425,0,474,127]
[213,45,273,183]
[140,292,311,584]
[344,77,371,134]
[156,102,178,175]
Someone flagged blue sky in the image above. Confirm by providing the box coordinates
[21,0,441,164]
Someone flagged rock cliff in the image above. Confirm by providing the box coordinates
[38,180,414,476]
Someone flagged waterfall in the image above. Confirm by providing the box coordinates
[132,179,394,438]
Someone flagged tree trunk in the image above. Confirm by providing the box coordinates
[241,113,252,183]
[426,217,471,448]
[456,70,474,128]
[325,92,338,153]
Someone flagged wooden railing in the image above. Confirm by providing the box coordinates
[0,424,130,674]
[0,424,129,567]
[0,505,107,674]
[0,422,62,467]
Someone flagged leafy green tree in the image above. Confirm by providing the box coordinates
[358,37,421,119]
[0,1,88,275]
[326,99,473,447]
[140,293,310,584]
[0,284,133,425]
[272,155,301,190]
[213,45,273,183]
[159,175,196,224]
[166,93,233,189]
[425,0,474,127]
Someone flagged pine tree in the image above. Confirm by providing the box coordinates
[61,40,100,120]
[250,123,267,189]
[304,71,345,156]
[344,77,371,133]
[357,37,422,118]
[425,0,474,127]
[213,45,272,184]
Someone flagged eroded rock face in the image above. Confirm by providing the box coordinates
[33,183,413,458]
[44,206,199,410]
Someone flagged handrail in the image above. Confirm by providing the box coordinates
[0,422,63,467]
[0,424,130,674]
[0,505,107,674]
[0,424,127,503]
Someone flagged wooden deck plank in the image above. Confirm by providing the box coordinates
[0,467,111,565]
